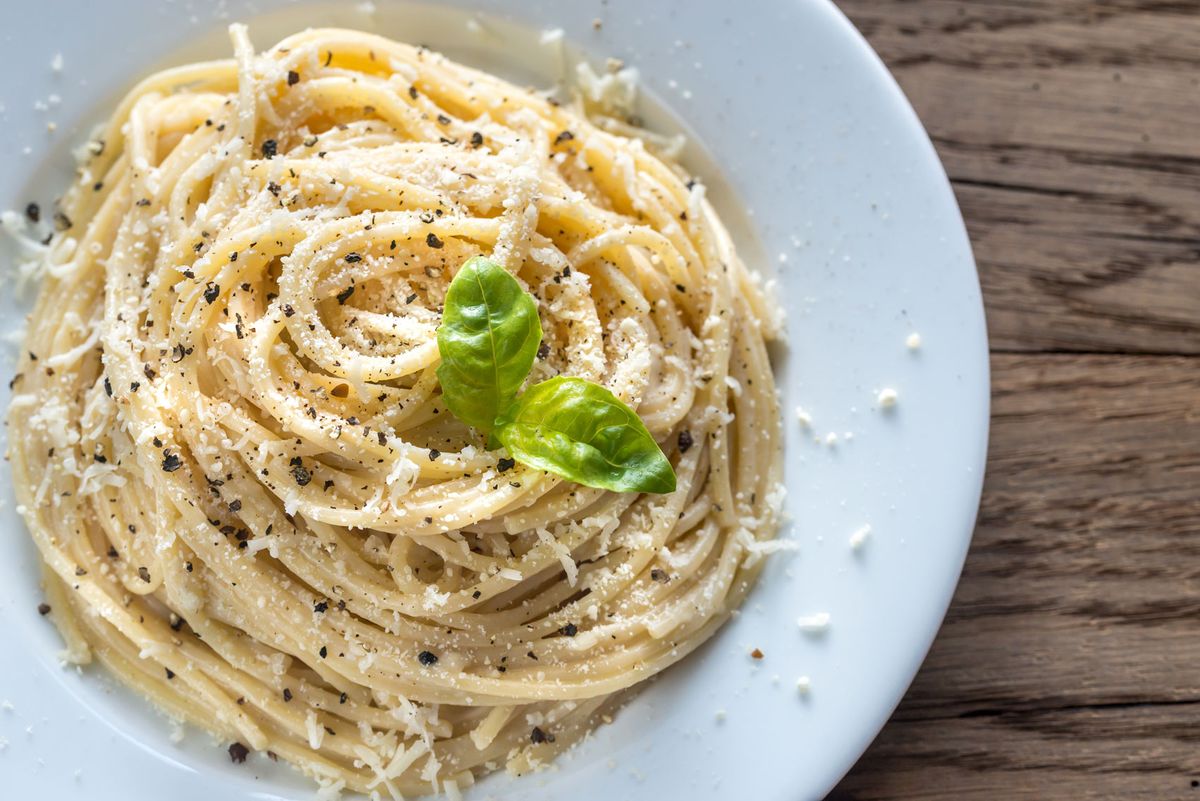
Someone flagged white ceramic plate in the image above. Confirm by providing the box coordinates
[0,1,988,799]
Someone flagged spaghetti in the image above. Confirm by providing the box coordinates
[7,26,784,798]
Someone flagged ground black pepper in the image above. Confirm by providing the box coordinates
[426,232,444,249]
[417,650,438,666]
[291,463,312,486]
[161,451,183,472]
[228,742,249,763]
[678,430,694,453]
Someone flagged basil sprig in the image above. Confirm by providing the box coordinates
[435,257,677,494]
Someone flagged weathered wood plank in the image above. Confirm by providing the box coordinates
[829,703,1200,801]
[840,0,1200,353]
[833,352,1200,797]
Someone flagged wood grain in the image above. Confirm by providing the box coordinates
[830,2,1200,798]
[841,0,1200,354]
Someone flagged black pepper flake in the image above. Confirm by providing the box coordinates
[424,516,433,524]
[314,600,328,613]
[103,376,113,397]
[228,499,242,513]
[675,283,687,292]
[165,668,175,679]
[54,212,73,231]
[144,364,157,380]
[282,688,293,702]
[324,50,333,67]
[554,130,575,145]
[425,232,443,249]
[267,181,281,197]
[319,646,328,658]
[303,135,318,147]
[171,344,187,363]
[185,561,193,572]
[229,251,238,262]
[650,568,670,583]
[470,131,484,147]
[497,457,516,473]
[25,203,40,223]
[228,742,249,763]
[678,430,694,453]
[536,342,551,361]
[291,463,312,486]
[204,282,220,303]
[408,85,418,99]
[376,431,387,446]
[93,182,104,191]
[437,114,451,125]
[135,198,151,207]
[560,622,578,637]
[75,566,87,576]
[471,590,481,599]
[287,70,300,86]
[37,602,51,616]
[261,139,277,159]
[339,692,347,704]
[530,726,551,744]
[336,285,355,304]
[405,293,418,304]
[138,566,151,583]
[428,449,440,461]
[130,381,140,392]
[161,451,183,472]
[344,251,362,263]
[417,650,438,666]
[283,304,295,317]
[170,615,185,631]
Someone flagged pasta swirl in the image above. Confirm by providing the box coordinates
[7,26,784,798]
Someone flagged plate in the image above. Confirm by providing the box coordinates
[0,1,988,799]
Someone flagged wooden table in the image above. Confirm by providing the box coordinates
[830,2,1200,798]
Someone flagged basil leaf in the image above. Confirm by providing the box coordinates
[495,376,676,494]
[436,257,543,436]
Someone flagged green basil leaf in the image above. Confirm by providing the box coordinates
[495,376,677,494]
[436,257,543,436]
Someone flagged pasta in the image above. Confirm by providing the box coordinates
[7,25,784,797]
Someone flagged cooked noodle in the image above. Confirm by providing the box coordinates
[7,25,783,797]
